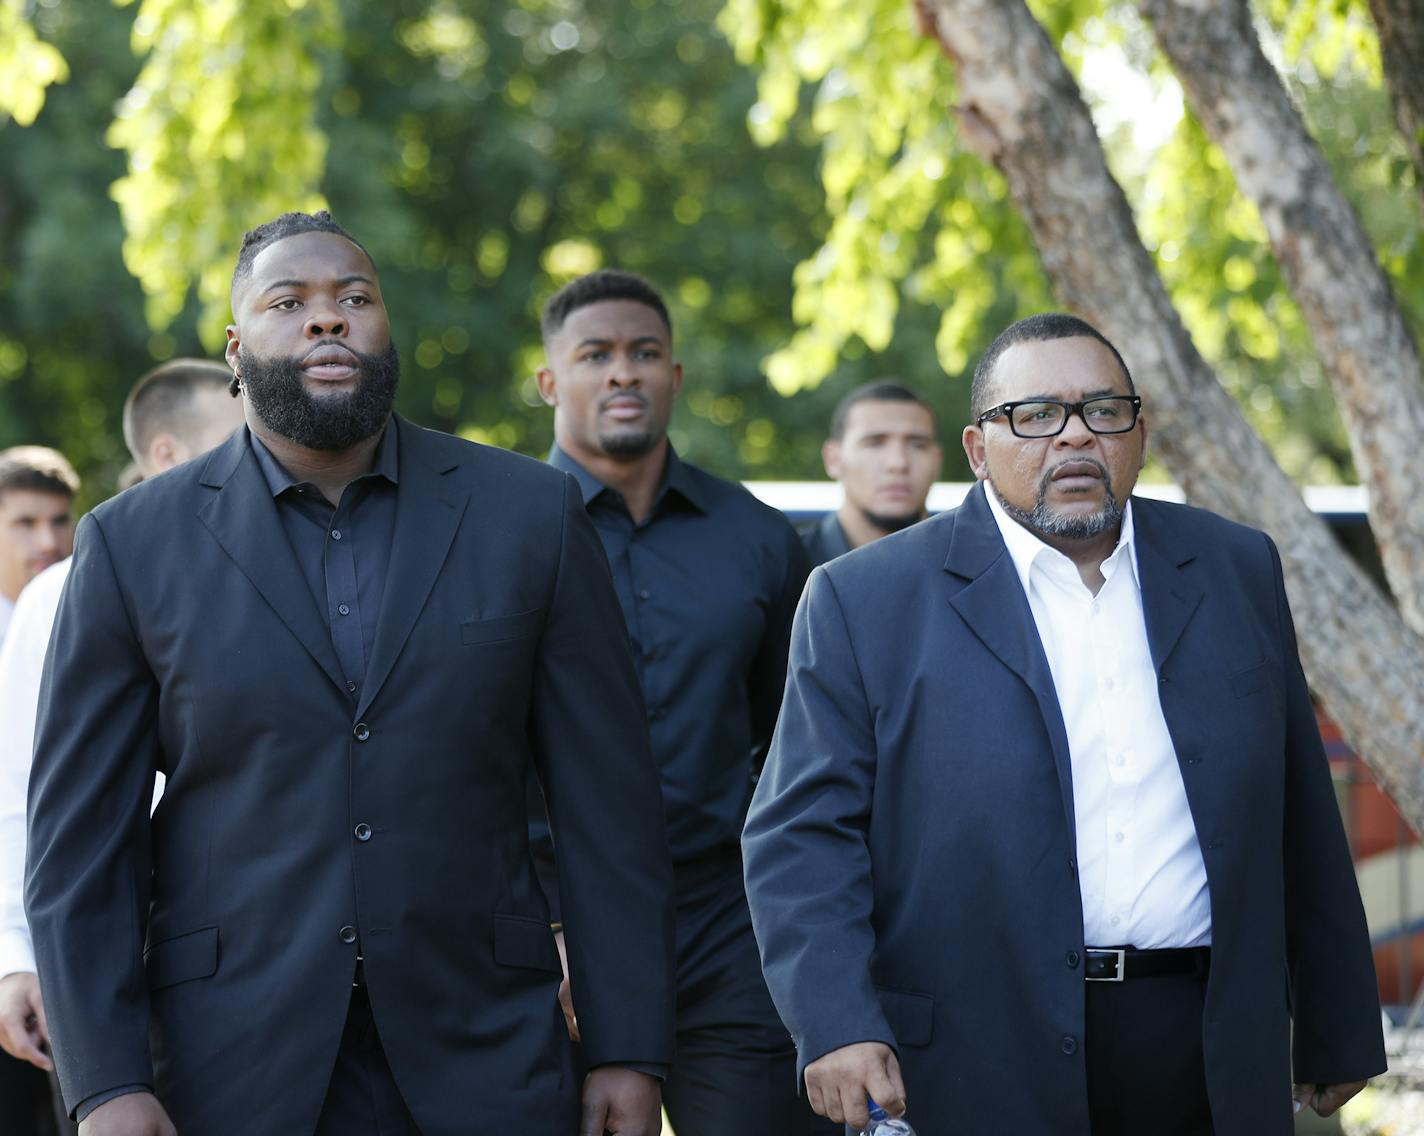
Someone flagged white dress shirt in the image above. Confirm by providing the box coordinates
[0,594,14,648]
[0,558,70,977]
[985,487,1211,949]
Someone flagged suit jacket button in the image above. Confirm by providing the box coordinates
[1061,1036,1078,1056]
[1066,950,1080,968]
[353,723,370,741]
[338,925,357,944]
[354,823,372,842]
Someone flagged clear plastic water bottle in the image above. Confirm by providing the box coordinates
[859,1098,916,1135]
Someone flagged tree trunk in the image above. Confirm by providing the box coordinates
[1138,0,1424,637]
[914,0,1424,832]
[1367,0,1424,214]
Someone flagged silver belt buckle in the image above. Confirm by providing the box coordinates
[1086,947,1126,982]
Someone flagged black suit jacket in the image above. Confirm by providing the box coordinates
[743,483,1384,1135]
[26,419,676,1136]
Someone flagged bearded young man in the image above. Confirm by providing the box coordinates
[25,212,675,1136]
[742,313,1384,1135]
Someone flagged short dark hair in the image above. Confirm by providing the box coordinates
[230,210,371,299]
[0,446,79,502]
[970,313,1135,420]
[541,269,672,343]
[123,359,235,464]
[828,379,937,440]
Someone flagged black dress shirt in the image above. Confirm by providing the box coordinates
[798,511,853,568]
[548,445,810,865]
[250,426,399,697]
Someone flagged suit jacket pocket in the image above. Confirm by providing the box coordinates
[875,985,934,1048]
[460,610,541,646]
[493,913,561,975]
[1231,660,1269,698]
[145,925,218,991]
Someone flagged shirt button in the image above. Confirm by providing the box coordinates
[1115,754,1126,767]
[354,823,372,842]
[1103,676,1116,690]
[353,723,370,741]
[1066,950,1080,968]
[338,925,357,944]
[331,529,342,541]
[338,604,351,616]
[1111,915,1122,927]
[1115,831,1125,843]
[1061,1036,1078,1056]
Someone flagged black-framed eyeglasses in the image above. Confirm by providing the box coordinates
[977,396,1142,439]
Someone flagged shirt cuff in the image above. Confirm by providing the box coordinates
[75,1085,153,1123]
[0,927,35,979]
[593,1061,669,1082]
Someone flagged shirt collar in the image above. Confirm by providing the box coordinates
[984,482,1138,595]
[249,420,400,500]
[547,443,708,515]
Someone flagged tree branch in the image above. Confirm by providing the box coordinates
[1140,0,1424,634]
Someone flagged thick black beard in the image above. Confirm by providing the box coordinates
[994,460,1122,541]
[239,342,400,452]
[598,429,659,458]
[860,507,924,536]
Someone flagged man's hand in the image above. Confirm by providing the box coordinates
[580,1066,661,1136]
[1293,1080,1368,1118]
[0,971,52,1071]
[553,930,580,1042]
[78,1092,176,1136]
[804,1041,905,1132]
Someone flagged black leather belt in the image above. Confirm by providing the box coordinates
[1084,946,1210,982]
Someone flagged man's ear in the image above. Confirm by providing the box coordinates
[535,366,558,408]
[671,361,684,397]
[821,439,843,480]
[961,425,989,481]
[146,434,179,475]
[1137,410,1150,470]
[224,326,241,374]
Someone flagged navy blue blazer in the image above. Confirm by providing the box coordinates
[26,418,676,1136]
[743,482,1384,1135]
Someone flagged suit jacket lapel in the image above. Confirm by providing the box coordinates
[944,485,1077,849]
[197,429,348,696]
[356,418,469,719]
[1131,499,1204,676]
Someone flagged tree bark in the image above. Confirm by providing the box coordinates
[1367,0,1424,213]
[1138,0,1424,636]
[915,0,1424,832]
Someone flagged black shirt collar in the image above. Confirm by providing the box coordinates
[548,443,708,516]
[249,420,400,500]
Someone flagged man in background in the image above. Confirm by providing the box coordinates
[536,269,812,1136]
[0,360,244,1136]
[0,448,77,647]
[800,381,941,567]
[0,445,77,1135]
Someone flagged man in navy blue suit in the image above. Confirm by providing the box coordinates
[743,313,1385,1135]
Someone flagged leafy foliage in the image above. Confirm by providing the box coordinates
[0,0,69,127]
[1,0,1417,506]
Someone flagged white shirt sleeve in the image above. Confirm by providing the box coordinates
[0,559,71,978]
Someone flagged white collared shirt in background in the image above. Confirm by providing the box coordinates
[985,487,1211,949]
[0,558,71,977]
